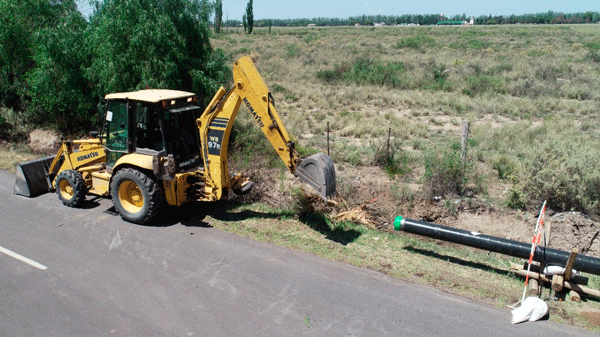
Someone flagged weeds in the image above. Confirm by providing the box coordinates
[492,155,515,179]
[396,35,436,49]
[390,182,414,204]
[286,43,301,57]
[463,75,505,97]
[372,138,412,178]
[423,148,467,198]
[0,107,29,141]
[476,120,600,215]
[317,57,409,88]
[215,25,600,218]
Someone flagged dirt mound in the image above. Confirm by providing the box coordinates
[239,163,599,258]
[28,129,60,154]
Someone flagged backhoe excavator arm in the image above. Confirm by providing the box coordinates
[197,56,335,201]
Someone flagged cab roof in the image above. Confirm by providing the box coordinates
[105,89,196,103]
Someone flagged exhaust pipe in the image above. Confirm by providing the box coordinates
[394,216,600,276]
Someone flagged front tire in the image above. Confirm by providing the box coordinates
[110,168,163,224]
[55,170,87,207]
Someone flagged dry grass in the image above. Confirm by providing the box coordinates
[211,25,600,331]
[213,24,600,213]
[0,145,36,172]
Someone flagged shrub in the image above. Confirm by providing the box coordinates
[271,83,286,93]
[396,35,436,49]
[229,112,279,168]
[316,62,351,83]
[390,182,415,204]
[372,139,412,178]
[317,58,409,88]
[484,121,600,215]
[463,75,505,97]
[422,148,466,198]
[349,58,408,88]
[493,156,515,179]
[506,187,527,210]
[0,107,28,141]
[516,135,600,214]
[286,43,301,57]
[427,63,453,91]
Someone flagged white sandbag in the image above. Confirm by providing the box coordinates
[543,265,578,276]
[526,297,548,321]
[511,297,548,324]
[511,304,534,324]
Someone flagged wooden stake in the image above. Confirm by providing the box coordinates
[564,248,578,281]
[386,127,391,156]
[527,278,540,296]
[511,269,600,298]
[552,274,564,292]
[514,263,589,285]
[327,121,330,156]
[570,290,581,302]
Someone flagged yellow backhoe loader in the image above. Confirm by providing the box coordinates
[14,56,336,224]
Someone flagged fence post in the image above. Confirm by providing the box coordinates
[461,120,470,163]
[327,121,330,156]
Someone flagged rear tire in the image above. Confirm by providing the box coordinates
[110,168,163,224]
[55,170,87,207]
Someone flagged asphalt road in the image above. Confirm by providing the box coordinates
[0,170,592,336]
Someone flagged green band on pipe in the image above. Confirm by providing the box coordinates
[394,216,403,231]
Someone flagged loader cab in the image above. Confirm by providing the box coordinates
[103,90,203,171]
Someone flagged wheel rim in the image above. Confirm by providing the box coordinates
[59,179,74,199]
[118,180,144,214]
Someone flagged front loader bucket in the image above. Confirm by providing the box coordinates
[294,152,336,200]
[13,156,55,197]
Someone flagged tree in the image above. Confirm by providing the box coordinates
[214,0,222,34]
[242,13,247,34]
[87,0,228,107]
[27,8,94,133]
[245,0,253,34]
[0,0,71,112]
[2,0,229,134]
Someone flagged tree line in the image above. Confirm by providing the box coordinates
[0,0,229,136]
[220,11,600,28]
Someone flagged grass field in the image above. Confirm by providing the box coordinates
[213,24,600,216]
[210,24,600,330]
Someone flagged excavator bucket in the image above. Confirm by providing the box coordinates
[13,156,55,197]
[294,152,336,200]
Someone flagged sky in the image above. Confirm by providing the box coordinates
[220,0,600,20]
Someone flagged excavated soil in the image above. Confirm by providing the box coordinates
[234,163,599,259]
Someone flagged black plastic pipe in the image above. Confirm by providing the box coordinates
[394,216,600,276]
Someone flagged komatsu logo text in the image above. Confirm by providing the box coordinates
[77,152,99,162]
[243,98,265,128]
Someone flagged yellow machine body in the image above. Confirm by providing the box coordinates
[14,56,336,224]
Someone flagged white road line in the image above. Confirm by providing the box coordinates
[0,245,47,270]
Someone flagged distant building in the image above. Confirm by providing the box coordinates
[307,23,316,28]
